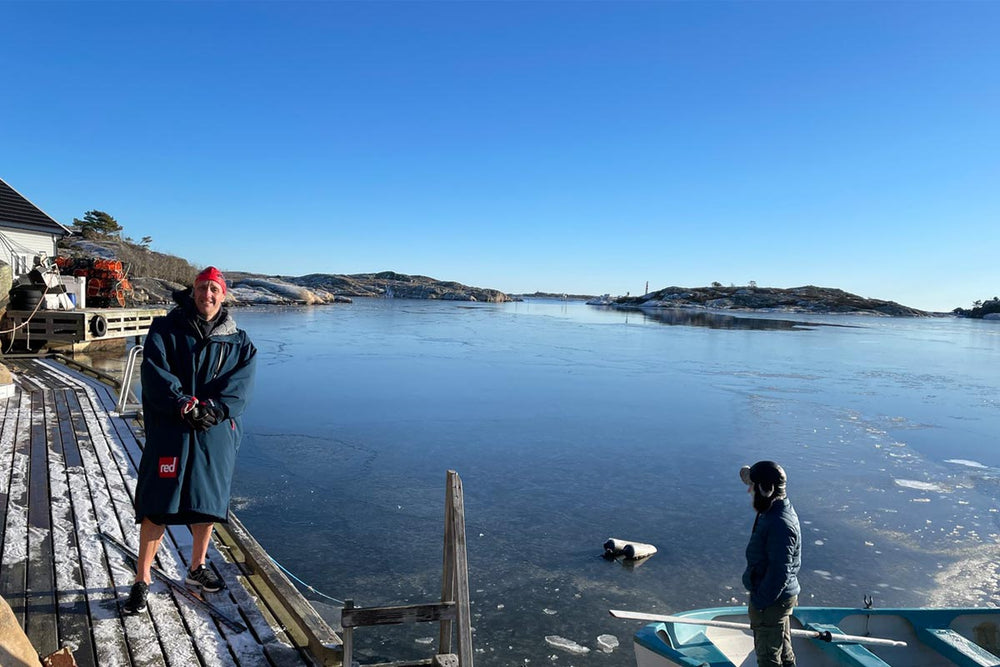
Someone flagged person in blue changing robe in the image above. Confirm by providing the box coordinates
[122,266,257,614]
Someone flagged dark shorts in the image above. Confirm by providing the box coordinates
[141,510,227,526]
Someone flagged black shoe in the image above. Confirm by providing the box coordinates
[185,564,224,593]
[122,581,148,614]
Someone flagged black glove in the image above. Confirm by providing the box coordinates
[192,399,226,429]
[179,396,201,428]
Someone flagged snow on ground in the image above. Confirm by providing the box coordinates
[3,392,31,565]
[232,277,329,304]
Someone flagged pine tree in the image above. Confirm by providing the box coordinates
[73,210,123,236]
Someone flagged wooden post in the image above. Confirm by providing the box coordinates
[449,472,473,667]
[342,599,354,667]
[439,471,456,654]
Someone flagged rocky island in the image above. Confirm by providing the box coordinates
[599,285,931,317]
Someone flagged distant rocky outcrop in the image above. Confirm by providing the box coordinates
[130,271,511,306]
[55,234,512,306]
[283,271,511,303]
[601,285,930,317]
[953,297,1000,320]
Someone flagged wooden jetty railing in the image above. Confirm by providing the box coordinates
[214,513,343,665]
[340,470,473,667]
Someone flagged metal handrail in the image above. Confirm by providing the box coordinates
[116,344,143,413]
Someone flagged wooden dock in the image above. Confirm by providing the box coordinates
[0,357,342,666]
[1,308,168,351]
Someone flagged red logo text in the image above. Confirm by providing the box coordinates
[158,457,178,478]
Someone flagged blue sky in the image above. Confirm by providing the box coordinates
[3,1,998,311]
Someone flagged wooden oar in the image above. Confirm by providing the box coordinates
[609,609,908,647]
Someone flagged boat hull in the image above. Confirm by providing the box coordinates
[632,606,1000,667]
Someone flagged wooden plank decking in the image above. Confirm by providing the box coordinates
[0,358,342,666]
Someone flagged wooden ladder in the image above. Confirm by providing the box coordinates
[341,470,474,667]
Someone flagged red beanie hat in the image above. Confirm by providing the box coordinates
[195,266,227,294]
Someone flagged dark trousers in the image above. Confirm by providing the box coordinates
[748,595,797,667]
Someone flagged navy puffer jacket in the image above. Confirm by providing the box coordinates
[742,497,801,611]
[135,293,256,522]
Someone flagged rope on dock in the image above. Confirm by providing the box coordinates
[268,555,346,605]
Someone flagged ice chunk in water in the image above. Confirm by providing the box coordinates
[895,479,946,492]
[945,459,987,469]
[544,636,590,655]
[597,634,619,653]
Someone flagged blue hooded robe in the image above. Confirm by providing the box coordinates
[135,292,256,523]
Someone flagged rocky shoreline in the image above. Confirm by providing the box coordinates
[54,235,943,316]
[130,271,513,307]
[128,278,938,317]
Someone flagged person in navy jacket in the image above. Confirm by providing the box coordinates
[122,266,257,614]
[741,461,801,667]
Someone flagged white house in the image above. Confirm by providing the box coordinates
[0,177,73,276]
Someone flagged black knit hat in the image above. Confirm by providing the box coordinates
[741,460,786,487]
[740,461,787,512]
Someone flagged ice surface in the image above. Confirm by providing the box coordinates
[545,636,590,655]
[597,634,619,652]
[207,305,1000,666]
[894,478,947,492]
[945,459,988,469]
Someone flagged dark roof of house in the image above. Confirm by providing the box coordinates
[0,177,72,235]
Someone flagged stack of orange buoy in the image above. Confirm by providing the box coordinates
[55,256,133,308]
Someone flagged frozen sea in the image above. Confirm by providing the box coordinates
[114,298,1000,665]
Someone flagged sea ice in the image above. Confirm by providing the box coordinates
[945,459,988,469]
[545,636,590,655]
[894,479,946,492]
[597,634,619,653]
[543,608,558,615]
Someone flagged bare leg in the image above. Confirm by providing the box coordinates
[135,518,166,584]
[189,522,215,570]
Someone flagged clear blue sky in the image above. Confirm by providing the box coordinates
[3,1,998,311]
